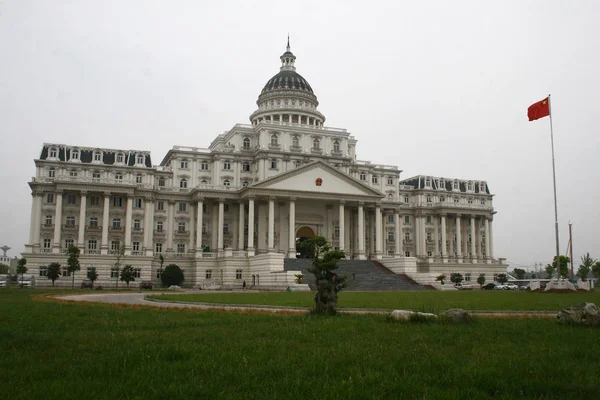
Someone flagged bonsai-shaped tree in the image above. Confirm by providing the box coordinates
[47,262,61,287]
[577,253,596,281]
[547,255,569,279]
[87,267,98,287]
[16,257,27,287]
[497,273,508,284]
[120,265,136,288]
[435,274,446,285]
[302,236,346,315]
[476,273,486,288]
[66,244,81,289]
[450,273,464,285]
[161,264,184,287]
[157,254,165,278]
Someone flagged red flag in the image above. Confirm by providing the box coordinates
[528,97,550,121]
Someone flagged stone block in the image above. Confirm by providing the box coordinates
[390,309,438,322]
[557,302,600,326]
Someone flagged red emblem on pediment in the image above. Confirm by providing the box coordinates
[315,178,323,186]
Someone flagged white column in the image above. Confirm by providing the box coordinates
[77,191,87,246]
[101,192,110,254]
[195,199,204,253]
[217,200,224,253]
[268,197,275,252]
[440,214,447,262]
[124,195,133,255]
[167,200,175,252]
[338,201,345,253]
[188,203,195,253]
[29,191,42,246]
[357,203,365,259]
[288,198,296,258]
[394,211,401,257]
[489,217,494,259]
[247,198,255,256]
[470,215,476,263]
[414,215,421,257]
[375,204,382,259]
[144,197,154,256]
[238,201,245,251]
[456,214,462,263]
[52,191,63,253]
[484,216,491,264]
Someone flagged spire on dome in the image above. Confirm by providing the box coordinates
[286,34,290,52]
[280,36,296,71]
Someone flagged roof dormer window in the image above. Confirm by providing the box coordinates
[453,181,459,191]
[424,178,431,188]
[439,179,445,189]
[243,137,250,149]
[467,181,473,191]
[71,149,80,161]
[116,153,124,164]
[49,148,58,158]
[479,182,486,192]
[93,151,102,162]
[136,154,145,165]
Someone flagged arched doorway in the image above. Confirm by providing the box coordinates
[296,226,315,259]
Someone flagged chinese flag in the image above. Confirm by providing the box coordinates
[528,97,550,121]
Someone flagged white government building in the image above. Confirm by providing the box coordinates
[24,42,506,288]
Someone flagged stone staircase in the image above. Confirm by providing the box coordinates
[283,258,426,291]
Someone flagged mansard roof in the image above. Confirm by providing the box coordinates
[39,144,152,167]
[400,176,491,194]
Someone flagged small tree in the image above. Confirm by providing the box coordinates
[47,262,61,287]
[450,273,463,285]
[303,236,346,315]
[0,264,8,274]
[161,264,184,287]
[550,255,569,279]
[512,268,526,280]
[16,258,28,286]
[435,274,446,285]
[157,254,165,278]
[120,265,136,287]
[113,244,125,289]
[477,273,486,288]
[87,267,98,286]
[577,253,596,282]
[497,273,508,284]
[545,264,555,279]
[593,261,600,281]
[66,244,81,289]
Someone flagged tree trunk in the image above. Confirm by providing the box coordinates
[72,273,75,289]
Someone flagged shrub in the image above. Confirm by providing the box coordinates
[161,264,184,287]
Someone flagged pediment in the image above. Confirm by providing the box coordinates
[251,161,384,197]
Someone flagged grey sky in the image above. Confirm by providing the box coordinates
[1,0,598,270]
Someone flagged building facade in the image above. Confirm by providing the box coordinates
[23,42,506,288]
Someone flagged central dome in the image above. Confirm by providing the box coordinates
[261,70,314,94]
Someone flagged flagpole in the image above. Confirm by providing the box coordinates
[548,94,560,280]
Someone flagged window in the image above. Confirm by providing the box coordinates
[180,178,188,189]
[133,219,141,230]
[64,239,74,249]
[467,181,473,191]
[89,217,98,227]
[62,269,71,277]
[133,268,141,278]
[88,240,97,250]
[69,170,78,178]
[334,225,340,237]
[242,137,250,149]
[158,177,165,187]
[223,179,231,187]
[481,199,486,205]
[404,196,409,203]
[43,238,51,249]
[135,174,142,184]
[178,202,187,212]
[387,231,395,242]
[134,154,143,165]
[223,160,231,170]
[111,268,119,278]
[205,270,212,279]
[155,243,163,253]
[202,222,207,233]
[157,201,164,211]
[387,214,394,223]
[440,196,445,202]
[465,273,471,282]
[113,197,123,207]
[116,153,124,163]
[236,269,243,280]
[468,198,473,204]
[178,222,186,232]
[493,273,498,282]
[47,193,54,203]
[439,179,445,189]
[270,134,278,146]
[426,232,432,241]
[242,162,250,172]
[90,196,100,206]
[134,198,142,208]
[48,168,55,178]
[269,159,277,170]
[156,268,162,279]
[454,197,459,203]
[177,243,186,253]
[427,251,433,257]
[242,181,249,187]
[92,171,101,181]
[71,149,80,160]
[292,136,300,147]
[387,176,394,185]
[224,204,230,212]
[115,173,123,182]
[45,215,53,226]
[66,216,75,226]
[426,215,432,224]
[49,148,57,158]
[201,162,209,170]
[199,179,208,185]
[312,138,320,150]
[405,251,411,257]
[424,178,431,188]
[132,242,140,252]
[333,140,340,152]
[156,221,163,232]
[404,215,410,224]
[453,181,459,190]
[180,159,188,169]
[426,195,432,203]
[223,224,229,234]
[66,194,76,205]
[111,240,120,251]
[94,152,102,162]
[372,175,379,184]
[405,232,411,241]
[112,219,121,228]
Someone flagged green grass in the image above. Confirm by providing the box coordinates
[150,290,600,312]
[1,289,599,399]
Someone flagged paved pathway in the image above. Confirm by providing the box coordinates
[56,292,558,318]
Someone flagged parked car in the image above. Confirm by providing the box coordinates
[140,281,153,290]
[454,282,473,290]
[504,283,518,291]
[81,279,94,289]
[482,283,496,290]
[493,284,506,290]
[0,274,9,288]
[19,275,35,288]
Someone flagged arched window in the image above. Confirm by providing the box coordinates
[467,181,473,191]
[158,177,165,187]
[180,159,188,169]
[424,178,431,188]
[48,168,55,178]
[243,137,250,149]
[200,179,208,185]
[93,151,102,162]
[136,154,144,165]
[453,180,459,190]
[156,221,163,232]
[180,178,188,188]
[223,179,231,187]
[270,134,278,146]
[49,148,58,158]
[269,159,277,170]
[292,136,300,147]
[242,181,249,187]
[333,140,340,152]
[135,174,143,184]
[312,138,320,150]
[71,149,80,160]
[116,153,124,163]
[439,179,445,189]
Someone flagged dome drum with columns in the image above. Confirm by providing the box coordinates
[23,39,506,290]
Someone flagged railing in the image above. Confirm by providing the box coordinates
[109,227,124,232]
[84,249,99,255]
[200,252,217,258]
[63,224,78,230]
[32,176,154,188]
[86,226,101,231]
[232,251,248,258]
[131,251,143,256]
[171,145,211,153]
[290,145,302,152]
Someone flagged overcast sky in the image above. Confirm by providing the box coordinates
[1,0,598,271]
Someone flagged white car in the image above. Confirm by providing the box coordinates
[18,275,35,288]
[0,274,9,288]
[504,283,518,290]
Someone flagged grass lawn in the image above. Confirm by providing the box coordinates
[149,290,600,312]
[1,289,599,399]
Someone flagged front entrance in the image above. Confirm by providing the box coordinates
[296,226,315,259]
